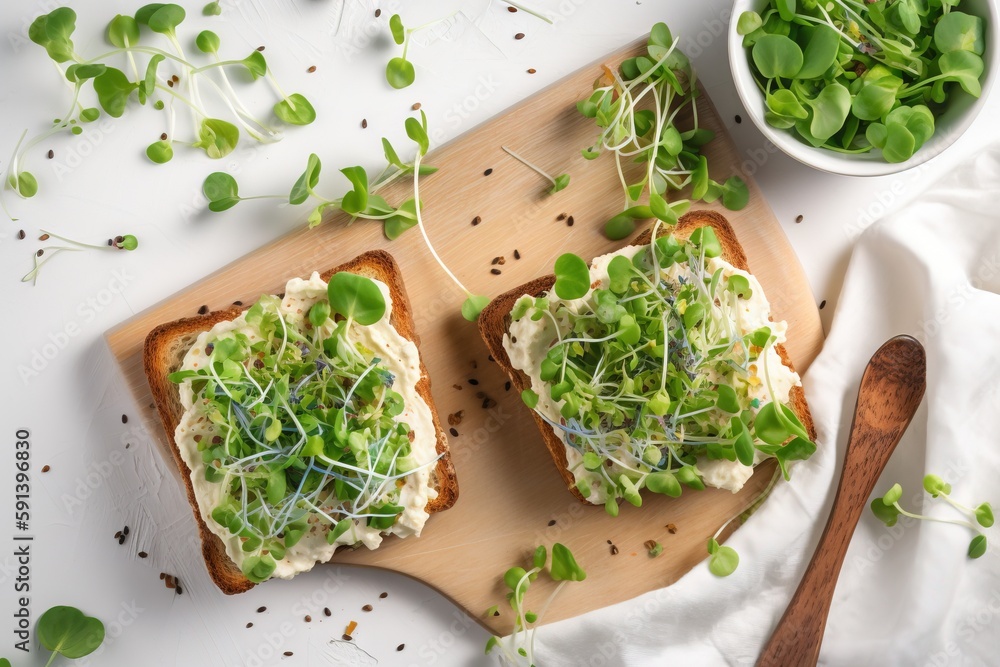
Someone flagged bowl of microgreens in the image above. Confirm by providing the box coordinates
[729,0,997,176]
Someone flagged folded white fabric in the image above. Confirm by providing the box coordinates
[525,144,1000,667]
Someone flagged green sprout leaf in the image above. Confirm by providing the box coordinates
[389,14,406,45]
[968,534,987,559]
[882,483,903,506]
[139,54,164,104]
[289,153,321,205]
[146,140,173,164]
[604,214,636,241]
[196,29,221,54]
[386,57,416,89]
[550,173,571,194]
[117,235,139,251]
[93,67,136,118]
[194,118,239,159]
[752,34,803,79]
[203,1,222,16]
[328,272,386,326]
[870,497,901,527]
[203,172,240,211]
[553,253,590,300]
[707,539,739,577]
[16,172,38,198]
[922,474,952,498]
[461,294,490,322]
[340,166,369,216]
[242,51,267,80]
[273,94,316,125]
[138,4,186,35]
[934,12,984,56]
[737,11,762,36]
[28,8,78,63]
[549,543,586,582]
[405,115,429,154]
[37,606,105,660]
[107,14,139,47]
[975,503,994,528]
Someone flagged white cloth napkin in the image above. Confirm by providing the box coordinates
[523,144,1000,667]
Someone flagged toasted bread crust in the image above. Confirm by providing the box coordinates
[478,210,816,504]
[144,250,457,594]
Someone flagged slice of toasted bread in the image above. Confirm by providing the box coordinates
[478,210,815,504]
[144,250,457,594]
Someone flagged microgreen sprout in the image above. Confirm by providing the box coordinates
[203,1,222,16]
[510,221,816,516]
[501,146,570,195]
[3,5,315,217]
[22,230,138,285]
[384,12,459,89]
[871,474,993,558]
[739,0,986,162]
[578,22,749,240]
[170,273,443,583]
[486,543,587,665]
[37,605,105,666]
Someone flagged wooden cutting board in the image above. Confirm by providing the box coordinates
[105,38,822,633]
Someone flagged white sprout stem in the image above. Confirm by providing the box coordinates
[124,37,140,81]
[939,494,976,515]
[527,580,568,662]
[501,145,555,185]
[412,150,472,296]
[892,504,980,531]
[21,247,83,284]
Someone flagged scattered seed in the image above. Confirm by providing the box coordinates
[233,300,243,306]
[119,535,126,545]
[159,572,166,580]
[361,118,368,129]
[115,235,124,244]
[515,32,525,39]
[362,604,373,612]
[308,65,317,73]
[491,268,502,275]
[566,215,575,227]
[735,114,742,124]
[38,233,50,241]
[246,622,253,628]
[176,585,183,595]
[504,381,511,391]
[160,132,168,140]
[138,551,148,558]
[547,519,556,526]
[491,256,501,265]
[527,68,537,74]
[449,428,459,437]
[122,414,129,424]
[448,410,464,426]
[666,523,677,534]
[123,525,130,536]
[115,531,122,539]
[17,230,25,240]
[171,74,179,83]
[47,149,54,159]
[488,354,495,362]
[167,80,173,87]
[198,305,209,315]
[375,8,382,17]
[472,216,482,226]
[107,239,113,246]
[412,102,421,111]
[513,249,521,260]
[498,256,506,265]
[342,634,353,642]
[819,300,827,310]
[379,592,388,599]
[397,644,406,651]
[324,607,332,617]
[257,606,267,613]
[795,214,804,223]
[482,397,496,409]
[556,212,567,221]
[468,378,479,385]
[283,652,293,657]
[304,615,312,622]
[484,168,493,176]
[610,545,619,555]
[644,540,656,550]
[606,540,612,545]
[41,465,50,473]
[452,384,462,390]
[257,45,265,51]
[36,249,44,257]
[165,575,176,588]
[508,6,517,11]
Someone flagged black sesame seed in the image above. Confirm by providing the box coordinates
[491,268,502,275]
[47,149,54,159]
[504,381,511,391]
[17,230,25,240]
[138,551,148,558]
[257,606,267,613]
[513,249,520,260]
[397,643,406,651]
[795,214,804,223]
[198,305,209,315]
[484,168,493,176]
[122,414,129,424]
[449,428,459,437]
[547,519,556,526]
[468,379,479,385]
[324,607,331,616]
[361,119,368,129]
[735,114,742,124]
[567,215,575,227]
[375,8,382,16]
[819,300,827,310]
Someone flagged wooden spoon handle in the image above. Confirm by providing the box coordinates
[757,336,926,667]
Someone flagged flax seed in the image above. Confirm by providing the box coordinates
[41,465,50,472]
[308,65,317,73]
[484,168,493,176]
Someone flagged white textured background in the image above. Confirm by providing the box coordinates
[0,0,997,665]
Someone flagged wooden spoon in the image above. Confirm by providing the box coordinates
[757,335,926,667]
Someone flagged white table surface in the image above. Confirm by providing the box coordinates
[1,1,996,665]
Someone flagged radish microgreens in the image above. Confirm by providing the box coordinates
[510,221,816,515]
[871,474,993,558]
[501,146,570,195]
[485,543,587,665]
[578,22,749,240]
[3,5,315,216]
[169,272,440,583]
[385,13,459,90]
[37,605,105,667]
[23,230,138,285]
[739,0,986,162]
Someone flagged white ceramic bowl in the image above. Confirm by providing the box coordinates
[728,0,999,176]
